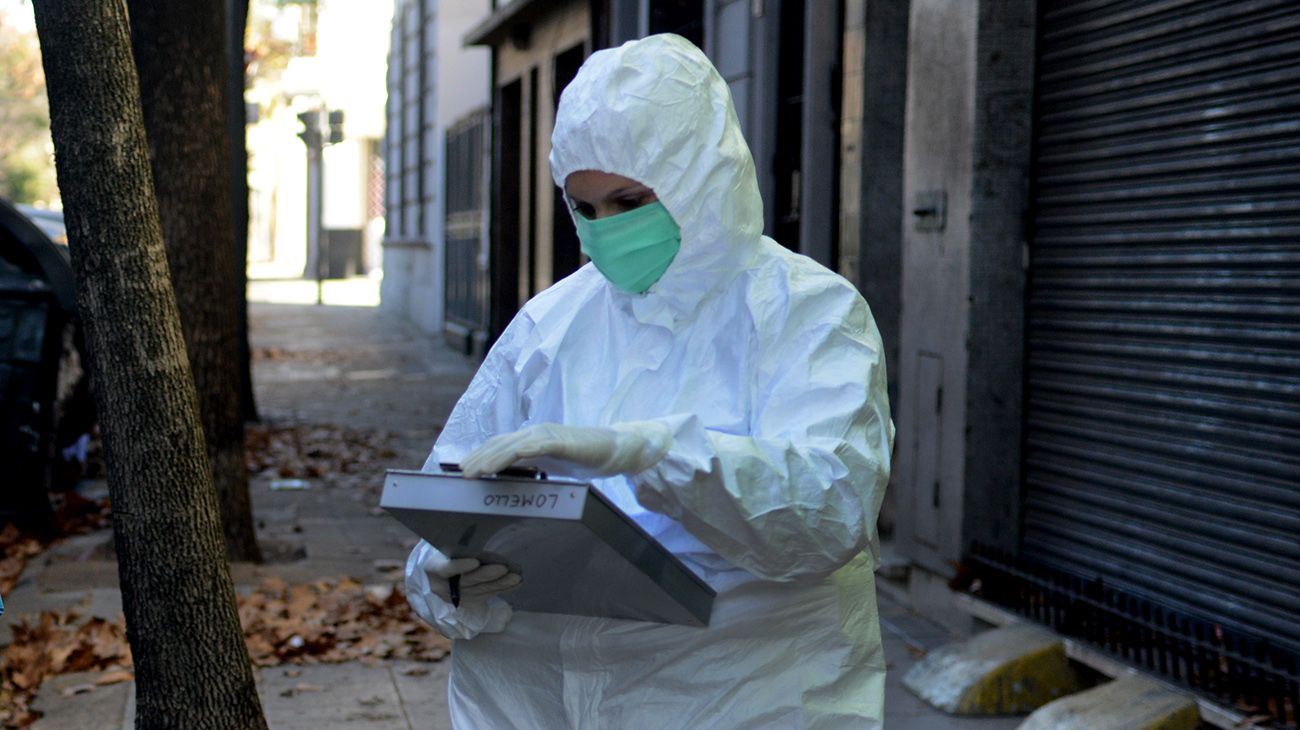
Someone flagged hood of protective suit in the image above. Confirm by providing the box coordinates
[550,34,763,309]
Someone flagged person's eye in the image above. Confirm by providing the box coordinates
[615,194,650,211]
[572,202,596,219]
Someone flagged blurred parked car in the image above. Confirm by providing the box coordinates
[14,204,68,248]
[0,198,94,528]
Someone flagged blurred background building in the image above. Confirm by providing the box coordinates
[244,0,393,281]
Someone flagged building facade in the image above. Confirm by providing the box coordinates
[382,1,1300,713]
[463,1,593,343]
[888,1,1300,713]
[459,0,849,345]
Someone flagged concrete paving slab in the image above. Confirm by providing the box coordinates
[884,636,928,669]
[73,661,455,730]
[40,531,109,564]
[32,560,120,592]
[257,663,413,730]
[886,711,1025,729]
[246,300,476,435]
[879,608,958,644]
[29,671,131,730]
[2,587,122,622]
[1,587,125,651]
[877,586,917,620]
[389,660,452,730]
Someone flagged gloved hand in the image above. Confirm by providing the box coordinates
[404,541,520,640]
[425,555,521,604]
[460,421,673,479]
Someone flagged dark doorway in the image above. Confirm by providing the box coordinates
[526,67,539,300]
[649,0,704,49]
[552,42,587,282]
[490,78,522,344]
[772,0,805,250]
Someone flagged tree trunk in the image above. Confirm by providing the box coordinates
[127,0,261,562]
[29,2,268,728]
[228,0,258,425]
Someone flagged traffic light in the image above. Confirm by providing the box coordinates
[327,110,345,145]
[296,109,322,146]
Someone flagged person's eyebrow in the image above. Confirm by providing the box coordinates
[606,183,650,199]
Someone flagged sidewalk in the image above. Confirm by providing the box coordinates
[8,278,1020,728]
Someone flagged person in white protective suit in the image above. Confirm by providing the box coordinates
[404,33,894,728]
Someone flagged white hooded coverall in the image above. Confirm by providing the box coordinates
[405,33,894,728]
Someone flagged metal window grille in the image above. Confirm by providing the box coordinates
[444,111,488,334]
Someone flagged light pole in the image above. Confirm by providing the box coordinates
[296,107,344,304]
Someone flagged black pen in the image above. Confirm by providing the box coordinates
[449,574,461,607]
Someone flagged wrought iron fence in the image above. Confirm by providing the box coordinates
[443,110,488,337]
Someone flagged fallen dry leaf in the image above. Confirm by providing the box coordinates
[0,491,110,595]
[252,347,352,365]
[245,422,400,492]
[0,610,131,727]
[0,578,447,729]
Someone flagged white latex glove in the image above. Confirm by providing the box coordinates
[404,541,519,640]
[460,421,673,479]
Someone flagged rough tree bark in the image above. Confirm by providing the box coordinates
[127,0,261,562]
[29,1,268,728]
[228,0,259,425]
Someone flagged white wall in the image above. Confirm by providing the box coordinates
[322,140,365,230]
[435,1,491,130]
[246,99,308,276]
[320,0,393,269]
[318,4,392,140]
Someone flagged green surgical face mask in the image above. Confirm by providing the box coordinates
[574,201,681,294]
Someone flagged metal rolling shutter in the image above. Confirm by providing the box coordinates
[1024,0,1300,652]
